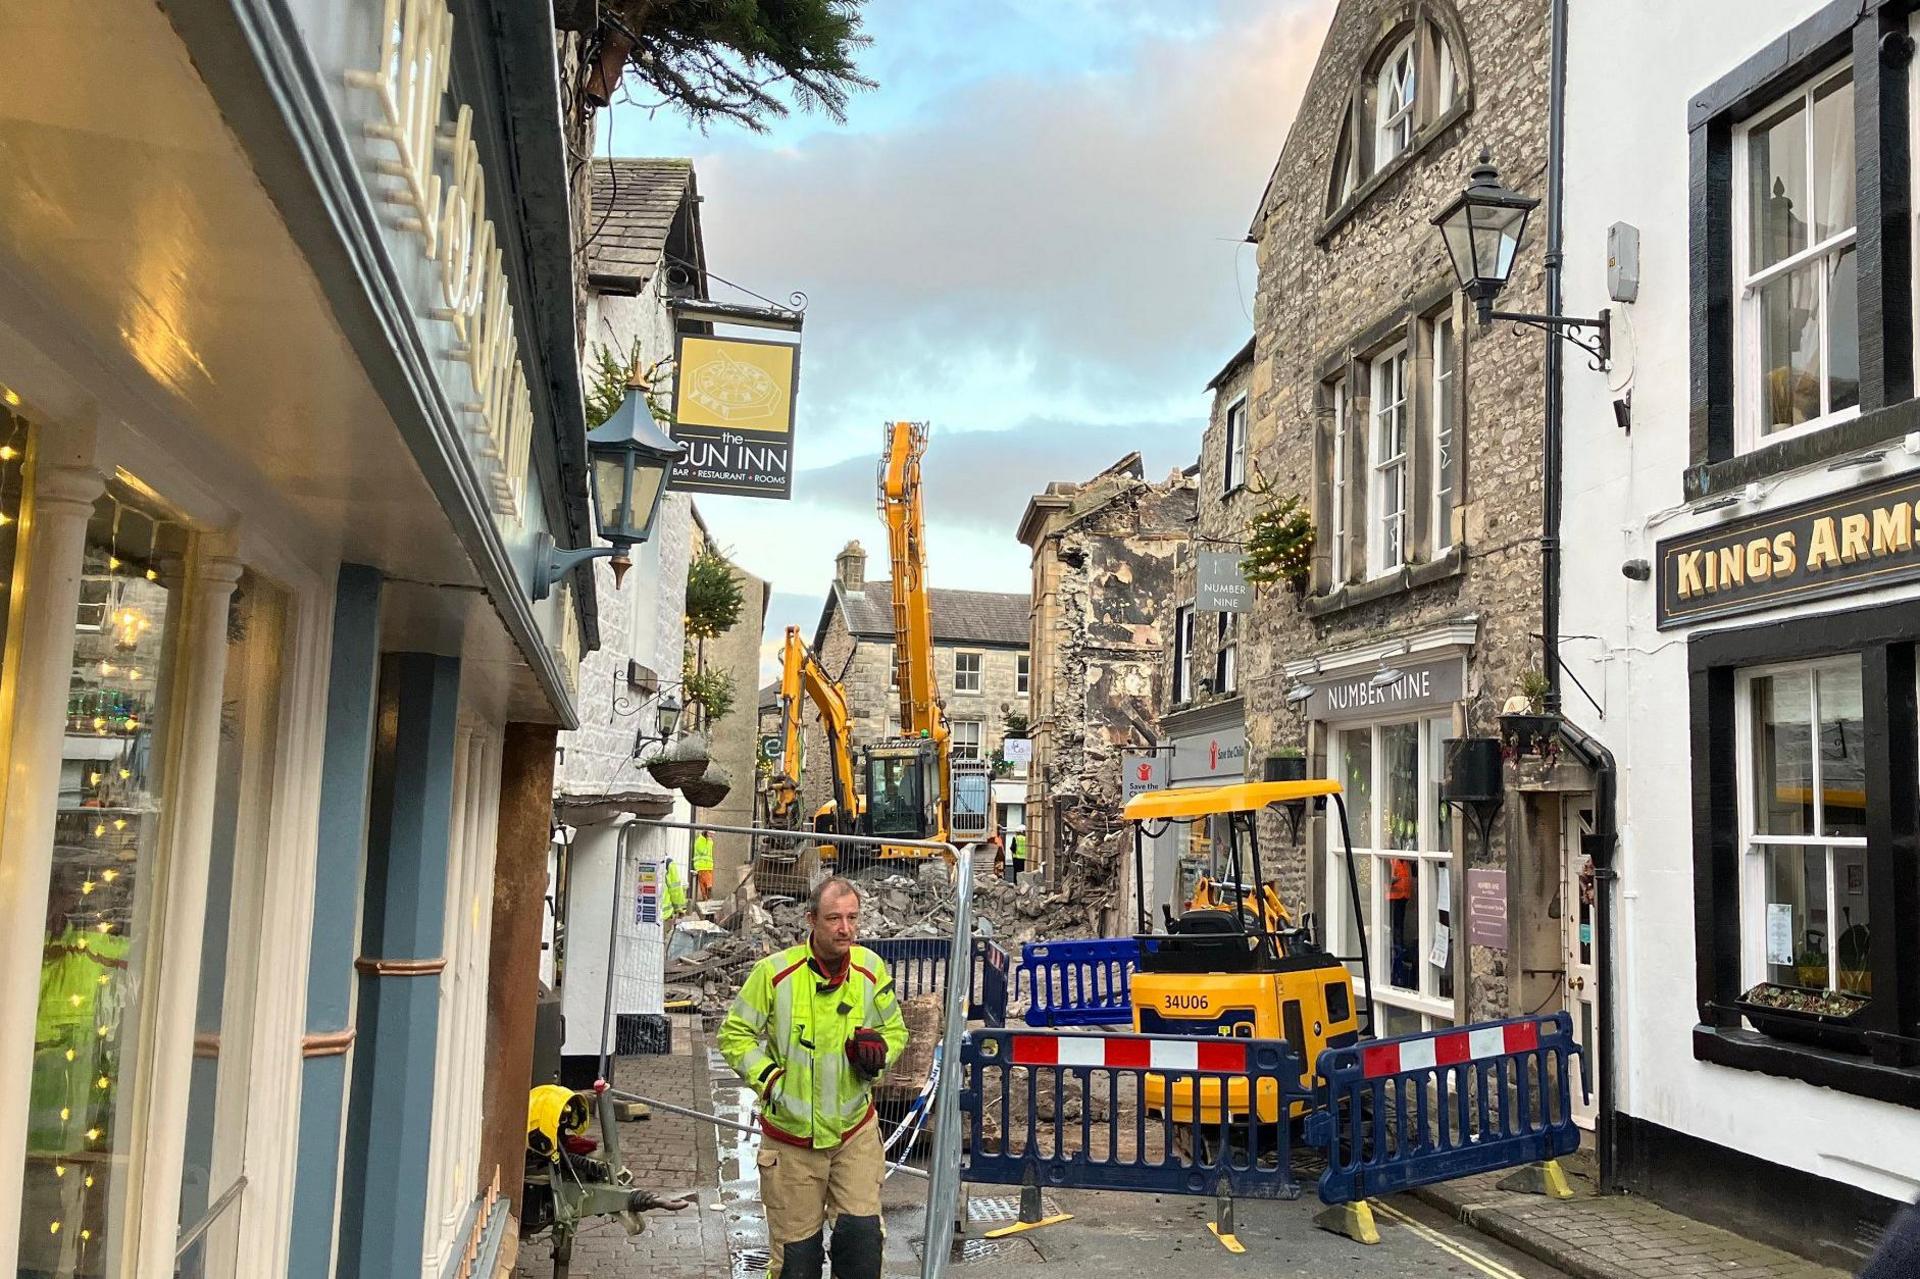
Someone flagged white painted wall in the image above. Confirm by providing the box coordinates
[1561,0,1920,1203]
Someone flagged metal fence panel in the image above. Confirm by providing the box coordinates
[959,1029,1308,1202]
[971,938,1009,1029]
[1017,938,1137,1027]
[1308,1013,1586,1205]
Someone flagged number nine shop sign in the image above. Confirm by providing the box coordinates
[1657,473,1920,628]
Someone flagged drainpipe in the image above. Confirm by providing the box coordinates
[1544,0,1622,1192]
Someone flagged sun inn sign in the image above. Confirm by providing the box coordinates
[1656,473,1920,628]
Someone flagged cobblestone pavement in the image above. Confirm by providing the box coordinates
[1416,1166,1851,1279]
[513,1015,733,1279]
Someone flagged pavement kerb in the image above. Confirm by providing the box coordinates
[1411,1181,1629,1279]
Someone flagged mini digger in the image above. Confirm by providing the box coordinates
[1123,779,1377,1127]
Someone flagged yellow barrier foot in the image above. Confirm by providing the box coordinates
[1496,1160,1574,1200]
[1313,1200,1381,1245]
[983,1214,1073,1239]
[1206,1222,1245,1253]
[612,1101,650,1122]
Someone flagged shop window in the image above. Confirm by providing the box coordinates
[1735,64,1858,451]
[178,571,287,1273]
[952,718,983,759]
[1329,716,1455,1033]
[1370,346,1410,576]
[1740,660,1869,994]
[20,486,188,1273]
[954,651,982,694]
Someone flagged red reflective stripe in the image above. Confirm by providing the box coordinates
[1104,1038,1152,1070]
[770,958,809,987]
[1011,1036,1059,1066]
[1433,1032,1472,1067]
[1361,1044,1400,1078]
[851,963,877,984]
[1195,1041,1246,1073]
[1504,1021,1540,1054]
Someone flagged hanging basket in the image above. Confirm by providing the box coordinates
[680,761,733,810]
[646,732,711,789]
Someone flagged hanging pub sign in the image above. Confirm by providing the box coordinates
[1656,472,1920,628]
[1194,550,1253,613]
[667,334,800,498]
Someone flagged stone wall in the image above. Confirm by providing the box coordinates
[1238,0,1552,1021]
[1023,464,1197,926]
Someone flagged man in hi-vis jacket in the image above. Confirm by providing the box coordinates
[718,877,908,1279]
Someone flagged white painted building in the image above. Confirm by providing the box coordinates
[549,160,705,1075]
[1561,1,1920,1263]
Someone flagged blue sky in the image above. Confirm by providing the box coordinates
[602,0,1333,676]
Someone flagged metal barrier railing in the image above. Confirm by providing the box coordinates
[864,936,1010,1028]
[1307,1012,1586,1205]
[1017,938,1137,1028]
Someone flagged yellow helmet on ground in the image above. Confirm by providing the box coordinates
[527,1085,589,1163]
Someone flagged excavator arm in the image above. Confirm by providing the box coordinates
[880,421,947,755]
[769,626,859,834]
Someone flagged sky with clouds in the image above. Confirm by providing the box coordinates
[602,0,1333,679]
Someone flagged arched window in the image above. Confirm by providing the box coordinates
[1328,9,1467,215]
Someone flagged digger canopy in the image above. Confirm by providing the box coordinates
[1121,779,1340,822]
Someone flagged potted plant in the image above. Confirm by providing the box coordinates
[1498,670,1560,761]
[1734,981,1871,1053]
[1263,747,1308,782]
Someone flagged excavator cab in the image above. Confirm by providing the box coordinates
[862,740,941,841]
[1123,780,1373,1125]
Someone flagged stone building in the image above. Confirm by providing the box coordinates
[1151,340,1263,914]
[1238,0,1555,1040]
[1019,456,1197,930]
[688,508,771,892]
[802,541,1031,837]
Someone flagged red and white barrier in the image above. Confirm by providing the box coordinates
[1359,1019,1540,1080]
[1010,1033,1248,1073]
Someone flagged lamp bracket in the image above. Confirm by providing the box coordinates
[1485,307,1612,373]
[531,531,625,601]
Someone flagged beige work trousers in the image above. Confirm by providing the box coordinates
[757,1119,885,1277]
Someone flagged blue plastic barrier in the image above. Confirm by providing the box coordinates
[1018,938,1137,1027]
[960,1028,1309,1201]
[1307,1013,1586,1205]
[865,936,1010,1027]
[972,938,1010,1028]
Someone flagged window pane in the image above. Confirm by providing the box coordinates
[1433,317,1455,547]
[1340,730,1373,848]
[1761,843,1830,988]
[1749,98,1808,271]
[1811,73,1855,242]
[1752,670,1813,836]
[1758,262,1822,434]
[1827,245,1859,415]
[1817,663,1865,839]
[1427,858,1454,1001]
[1381,722,1419,849]
[22,491,188,1274]
[1386,855,1418,992]
[1833,843,1871,994]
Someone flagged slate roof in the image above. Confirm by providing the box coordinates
[586,158,697,294]
[827,580,1030,648]
[759,679,783,711]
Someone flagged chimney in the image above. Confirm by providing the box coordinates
[836,540,867,592]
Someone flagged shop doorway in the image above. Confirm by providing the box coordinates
[1563,800,1599,1130]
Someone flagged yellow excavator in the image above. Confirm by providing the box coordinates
[858,421,989,855]
[762,625,863,875]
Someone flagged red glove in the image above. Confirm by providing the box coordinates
[846,1027,887,1080]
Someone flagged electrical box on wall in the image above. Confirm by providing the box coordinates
[1608,222,1641,303]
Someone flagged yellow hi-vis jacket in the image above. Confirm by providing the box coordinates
[692,834,715,873]
[718,943,910,1149]
[663,860,687,920]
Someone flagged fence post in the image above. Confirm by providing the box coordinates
[980,1165,1074,1240]
[1208,1179,1243,1254]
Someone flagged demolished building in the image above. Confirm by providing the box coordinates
[1017,454,1197,933]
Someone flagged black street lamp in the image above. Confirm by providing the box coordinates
[1432,151,1611,370]
[532,380,686,601]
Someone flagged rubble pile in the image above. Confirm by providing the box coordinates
[666,859,1105,1023]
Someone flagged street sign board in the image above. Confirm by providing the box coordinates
[1195,550,1253,613]
[1121,751,1168,805]
[668,333,800,499]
